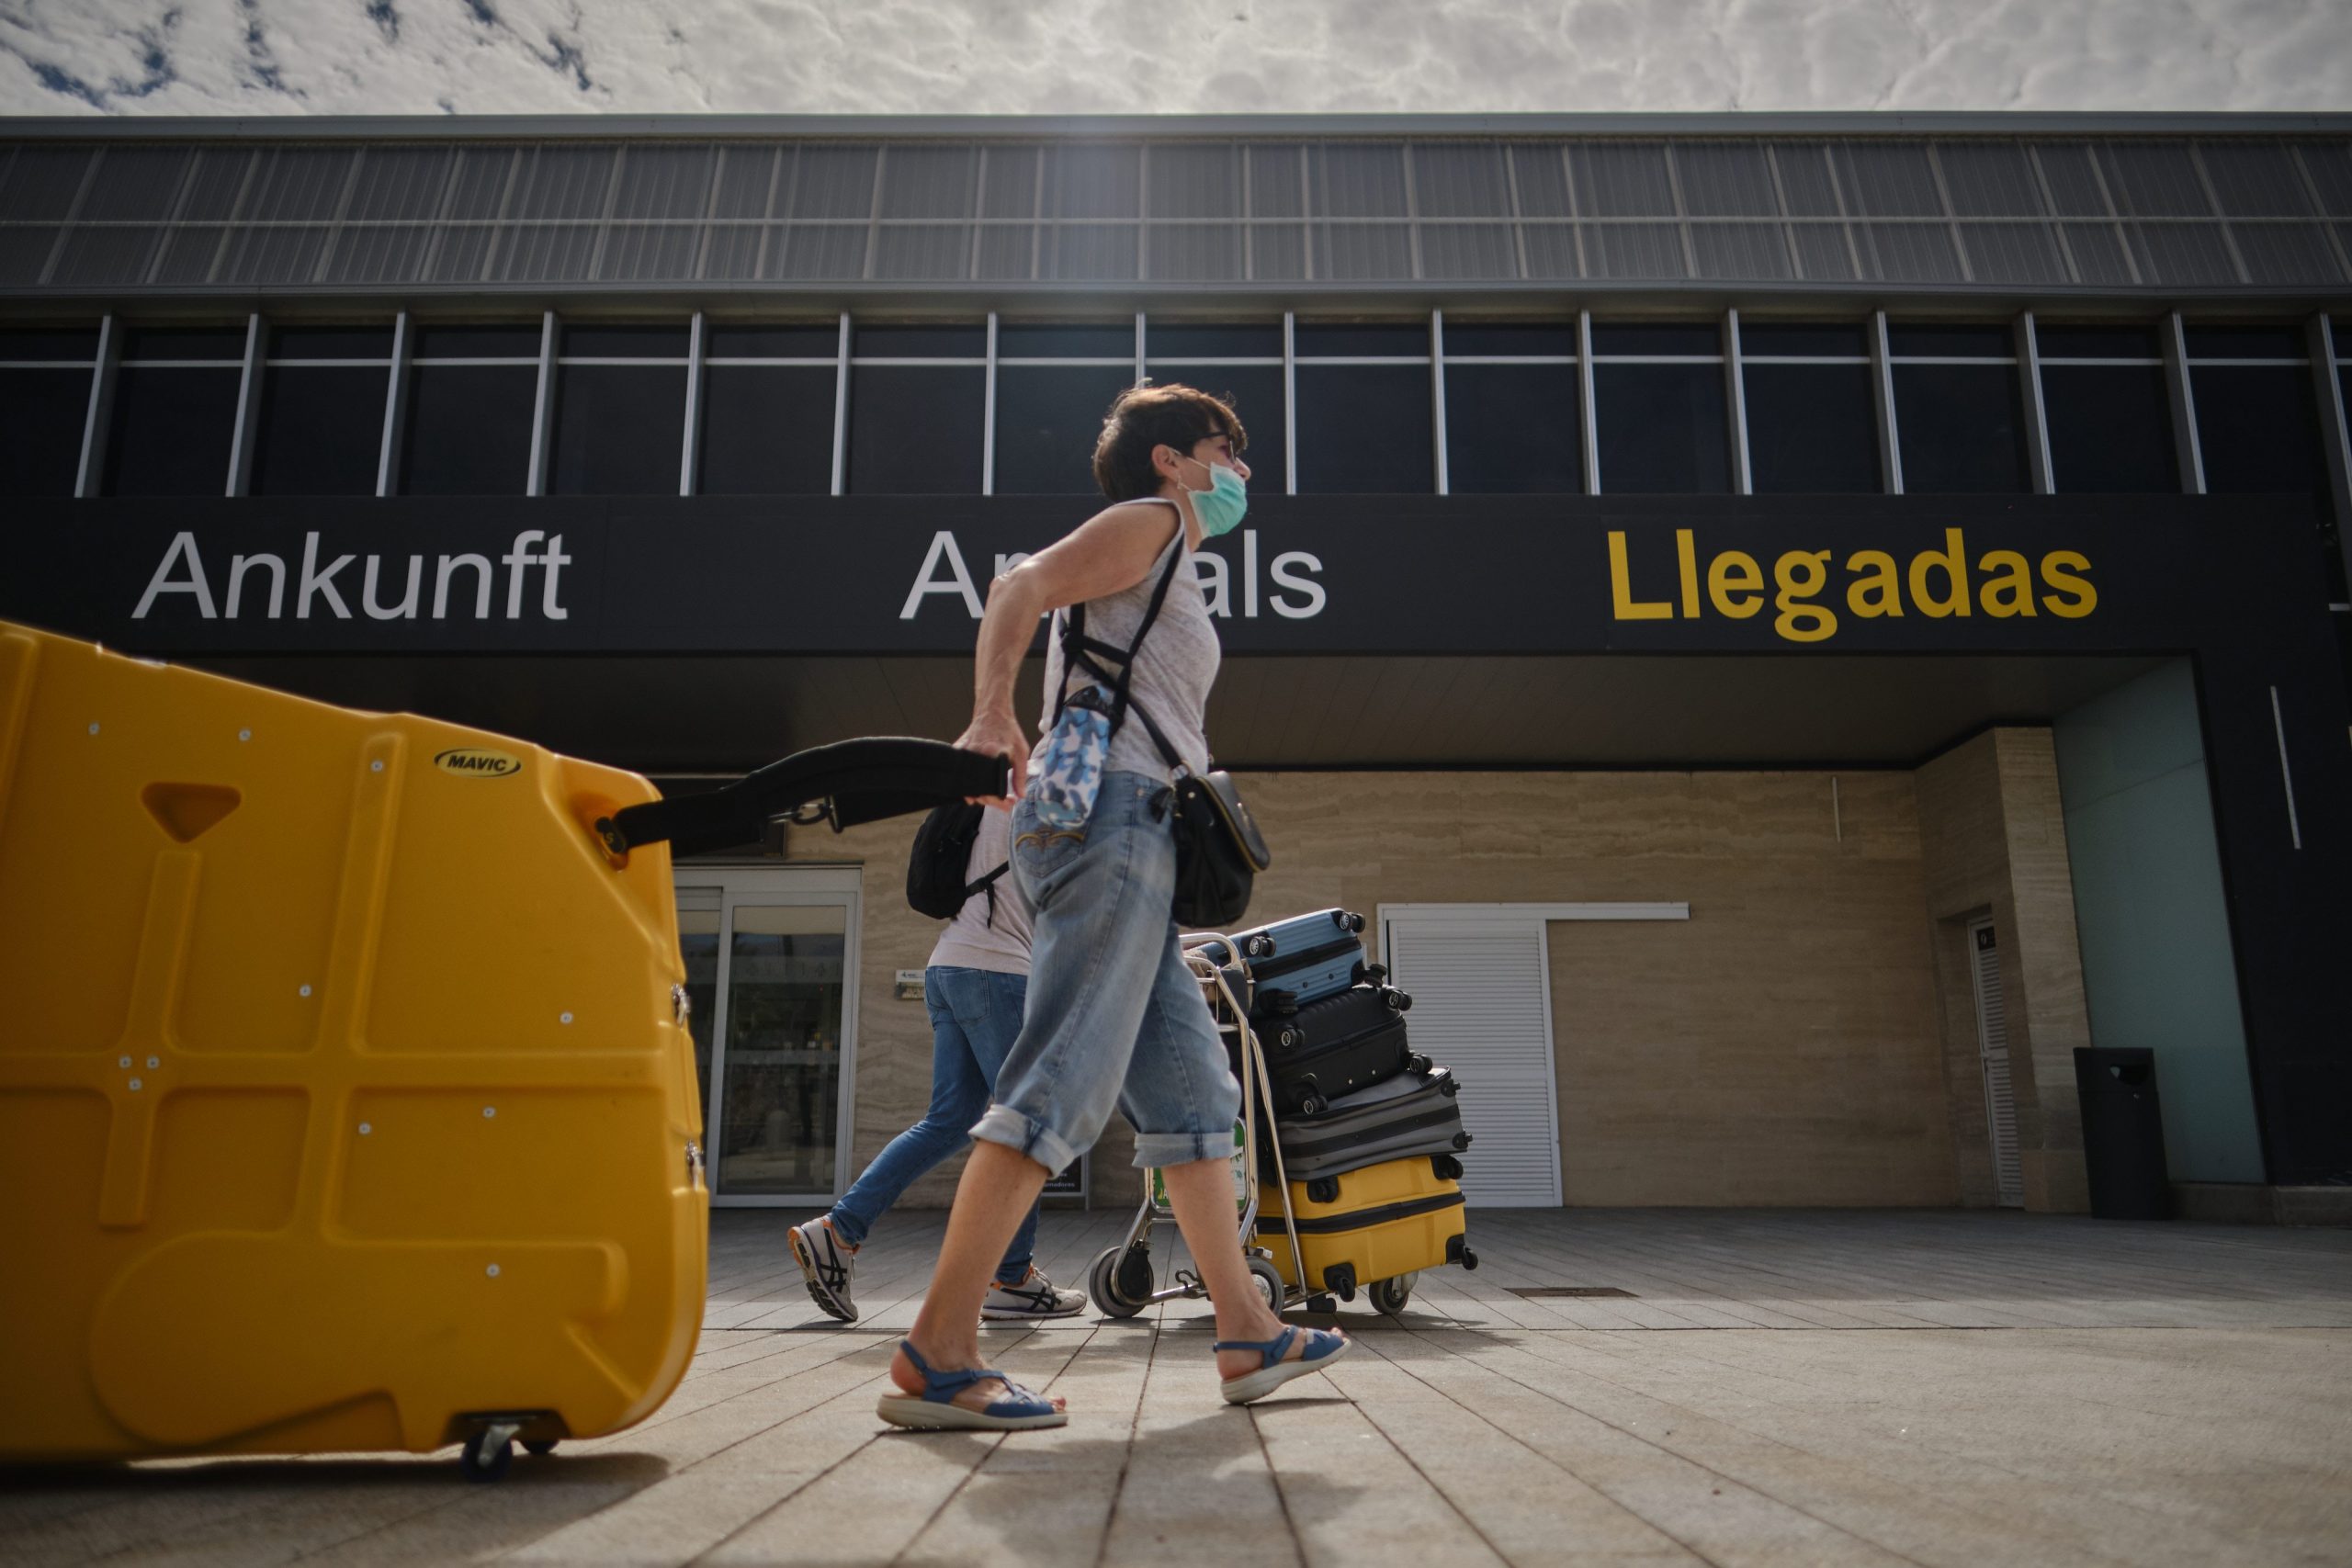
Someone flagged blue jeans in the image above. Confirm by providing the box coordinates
[973,773,1241,1176]
[826,965,1037,1283]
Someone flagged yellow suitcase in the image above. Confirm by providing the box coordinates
[0,622,707,1478]
[1256,1152,1476,1313]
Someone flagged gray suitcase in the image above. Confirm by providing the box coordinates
[1269,1066,1473,1182]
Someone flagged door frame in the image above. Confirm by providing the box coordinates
[677,863,864,1208]
[1376,902,1690,1208]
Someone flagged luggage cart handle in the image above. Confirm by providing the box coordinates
[596,738,1009,858]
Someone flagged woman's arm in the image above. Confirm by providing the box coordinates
[955,501,1190,804]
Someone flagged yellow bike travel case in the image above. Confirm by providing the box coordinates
[0,621,707,1469]
[1257,1152,1471,1300]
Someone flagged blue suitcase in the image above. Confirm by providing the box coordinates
[1207,908,1379,1018]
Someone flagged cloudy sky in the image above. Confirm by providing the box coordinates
[1,0,2346,118]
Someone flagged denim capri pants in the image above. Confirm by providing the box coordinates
[969,771,1242,1175]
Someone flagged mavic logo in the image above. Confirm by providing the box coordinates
[434,748,523,778]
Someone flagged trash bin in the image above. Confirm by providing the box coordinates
[2074,1046,2170,1220]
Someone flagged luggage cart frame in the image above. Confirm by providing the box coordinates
[1085,933,1421,1319]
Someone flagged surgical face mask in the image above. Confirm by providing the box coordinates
[1176,454,1249,537]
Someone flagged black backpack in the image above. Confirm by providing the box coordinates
[906,801,1008,923]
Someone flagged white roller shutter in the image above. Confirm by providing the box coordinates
[1384,916,1563,1207]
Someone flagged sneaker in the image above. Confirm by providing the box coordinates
[981,1265,1087,1321]
[788,1217,858,1323]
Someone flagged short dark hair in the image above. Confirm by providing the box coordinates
[1091,382,1248,502]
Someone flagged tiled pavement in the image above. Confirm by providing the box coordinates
[6,1207,2351,1566]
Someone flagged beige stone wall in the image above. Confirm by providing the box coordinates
[1246,771,1957,1208]
[792,767,1968,1213]
[1915,728,2094,1213]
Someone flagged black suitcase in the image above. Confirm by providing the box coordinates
[1255,985,1420,1116]
[1271,1066,1473,1181]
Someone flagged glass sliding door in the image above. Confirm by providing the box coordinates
[677,867,863,1205]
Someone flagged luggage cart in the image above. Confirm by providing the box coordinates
[1085,933,1420,1319]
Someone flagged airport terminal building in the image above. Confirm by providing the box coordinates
[3,112,2347,1220]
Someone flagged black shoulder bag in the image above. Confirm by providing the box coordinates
[1056,527,1272,929]
[905,800,1007,924]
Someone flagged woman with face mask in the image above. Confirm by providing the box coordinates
[876,383,1349,1432]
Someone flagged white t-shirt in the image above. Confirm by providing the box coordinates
[925,806,1032,976]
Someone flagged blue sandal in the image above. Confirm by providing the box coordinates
[1216,1325,1351,1405]
[876,1338,1069,1431]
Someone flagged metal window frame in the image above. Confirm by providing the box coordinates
[830,310,851,496]
[2162,310,2207,493]
[679,309,705,497]
[2309,312,2352,599]
[1430,308,1448,495]
[1724,307,1752,494]
[1577,309,1600,493]
[74,313,119,499]
[981,310,998,495]
[1871,309,1903,493]
[225,311,264,497]
[526,308,557,497]
[377,309,411,497]
[1282,310,1297,495]
[2017,310,2055,493]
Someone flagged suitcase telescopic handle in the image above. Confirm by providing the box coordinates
[595,739,1008,858]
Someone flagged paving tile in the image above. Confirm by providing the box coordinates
[6,1209,2351,1568]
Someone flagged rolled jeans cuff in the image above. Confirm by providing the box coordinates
[969,1104,1080,1179]
[1131,1130,1228,1170]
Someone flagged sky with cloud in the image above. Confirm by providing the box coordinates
[0,0,2346,118]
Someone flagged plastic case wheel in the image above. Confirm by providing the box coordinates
[1370,1272,1418,1317]
[524,1438,558,1456]
[1246,1256,1285,1314]
[1089,1245,1148,1319]
[458,1429,514,1483]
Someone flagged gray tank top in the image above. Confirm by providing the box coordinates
[1034,501,1220,784]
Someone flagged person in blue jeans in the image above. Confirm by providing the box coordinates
[787,806,1084,1325]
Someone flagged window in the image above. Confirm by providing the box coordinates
[1888,322,2028,493]
[993,321,1134,495]
[2185,324,2327,499]
[1145,319,1285,492]
[698,321,838,496]
[2036,323,2177,493]
[551,322,690,496]
[1739,321,1878,493]
[1294,320,1431,493]
[104,324,246,497]
[0,325,96,497]
[401,322,542,496]
[846,323,985,494]
[1442,321,1581,493]
[1591,321,1729,494]
[252,323,394,497]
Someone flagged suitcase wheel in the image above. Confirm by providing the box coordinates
[1362,963,1388,984]
[458,1426,516,1483]
[1306,1176,1340,1205]
[524,1439,559,1457]
[1091,1243,1152,1319]
[1408,1054,1432,1076]
[1245,933,1276,958]
[1306,1294,1340,1314]
[1433,1154,1464,1181]
[1321,1262,1358,1302]
[1246,1255,1286,1314]
[1446,1235,1479,1271]
[1297,1089,1329,1117]
[1370,1273,1417,1317]
[1381,987,1413,1012]
[1334,910,1367,933]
